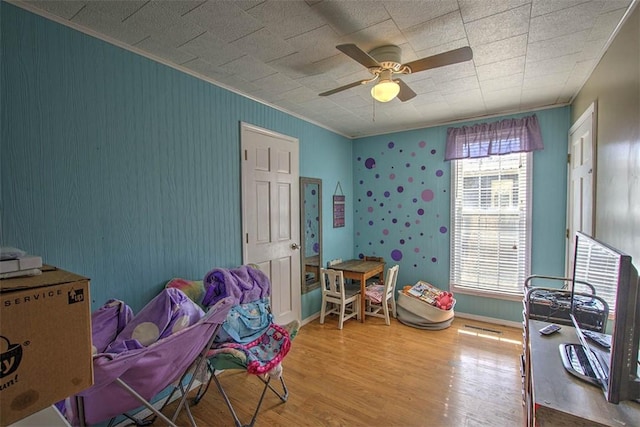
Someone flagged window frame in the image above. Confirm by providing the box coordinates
[449,152,533,301]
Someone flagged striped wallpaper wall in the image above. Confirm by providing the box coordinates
[2,3,572,324]
[1,3,352,316]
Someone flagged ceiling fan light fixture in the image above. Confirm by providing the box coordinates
[371,79,400,102]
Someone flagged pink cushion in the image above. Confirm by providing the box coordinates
[365,284,385,304]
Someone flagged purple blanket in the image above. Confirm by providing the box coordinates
[203,265,271,307]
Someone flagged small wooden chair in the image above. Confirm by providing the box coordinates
[363,255,385,287]
[320,268,360,329]
[364,265,399,325]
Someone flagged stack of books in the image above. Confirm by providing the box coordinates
[405,280,446,306]
[1,248,43,279]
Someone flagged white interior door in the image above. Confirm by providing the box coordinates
[566,102,596,276]
[241,123,301,325]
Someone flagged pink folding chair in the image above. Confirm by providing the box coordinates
[191,265,298,427]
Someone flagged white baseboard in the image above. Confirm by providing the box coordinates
[301,312,320,326]
[454,312,522,329]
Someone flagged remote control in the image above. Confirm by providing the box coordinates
[539,324,561,335]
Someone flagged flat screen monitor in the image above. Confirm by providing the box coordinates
[566,232,640,404]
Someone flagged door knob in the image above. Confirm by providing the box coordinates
[291,243,300,250]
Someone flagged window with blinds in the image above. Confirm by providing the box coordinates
[450,152,532,298]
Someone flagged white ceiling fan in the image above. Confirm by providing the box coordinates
[319,43,473,103]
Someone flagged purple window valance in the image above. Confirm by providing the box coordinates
[445,114,544,161]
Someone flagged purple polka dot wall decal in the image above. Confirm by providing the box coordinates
[436,169,443,177]
[367,190,373,197]
[432,257,437,262]
[388,142,394,149]
[384,191,390,197]
[400,239,405,244]
[365,158,376,169]
[383,229,389,235]
[390,173,396,179]
[397,186,404,193]
[421,165,426,170]
[419,141,426,148]
[413,198,418,203]
[408,177,414,183]
[414,247,420,253]
[391,249,403,261]
[430,149,436,154]
[392,218,398,223]
[379,203,384,207]
[440,226,448,233]
[417,208,424,215]
[421,189,434,202]
[313,242,319,253]
[369,220,374,226]
[405,222,410,228]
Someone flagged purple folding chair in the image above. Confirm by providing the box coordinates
[68,290,233,427]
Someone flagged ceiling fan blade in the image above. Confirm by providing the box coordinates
[404,46,473,73]
[336,44,380,69]
[319,80,367,97]
[396,79,417,102]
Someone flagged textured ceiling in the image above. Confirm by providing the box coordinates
[12,0,635,137]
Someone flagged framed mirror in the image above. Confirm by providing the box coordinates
[300,177,322,294]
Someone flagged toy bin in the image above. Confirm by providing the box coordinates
[397,291,456,323]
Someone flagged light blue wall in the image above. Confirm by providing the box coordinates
[0,3,351,318]
[1,3,572,324]
[353,108,570,323]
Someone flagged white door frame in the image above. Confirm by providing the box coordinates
[566,102,597,276]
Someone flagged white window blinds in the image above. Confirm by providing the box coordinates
[450,152,532,298]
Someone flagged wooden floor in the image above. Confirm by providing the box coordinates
[167,315,525,427]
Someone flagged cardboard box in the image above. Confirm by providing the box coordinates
[0,267,93,425]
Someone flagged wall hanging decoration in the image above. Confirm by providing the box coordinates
[333,182,345,228]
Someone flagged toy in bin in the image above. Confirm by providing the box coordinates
[397,281,455,329]
[435,292,454,310]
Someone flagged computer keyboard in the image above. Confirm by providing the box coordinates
[570,345,596,378]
